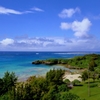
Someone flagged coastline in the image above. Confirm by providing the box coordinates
[17,63,84,82]
[1,51,94,83]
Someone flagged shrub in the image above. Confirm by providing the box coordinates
[64,79,70,84]
[90,83,98,88]
[72,79,83,86]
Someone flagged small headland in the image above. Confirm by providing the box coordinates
[32,53,100,74]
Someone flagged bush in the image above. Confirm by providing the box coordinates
[58,84,69,92]
[72,79,83,86]
[74,84,83,86]
[2,71,17,94]
[64,79,70,84]
[60,92,82,100]
[90,83,98,88]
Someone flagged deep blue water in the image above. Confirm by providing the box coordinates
[0,51,99,81]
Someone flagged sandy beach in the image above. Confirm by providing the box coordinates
[63,71,82,82]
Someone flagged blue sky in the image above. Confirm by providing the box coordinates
[0,0,100,51]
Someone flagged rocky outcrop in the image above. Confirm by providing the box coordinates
[32,60,58,65]
[32,60,43,64]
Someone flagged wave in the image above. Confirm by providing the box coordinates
[54,52,96,55]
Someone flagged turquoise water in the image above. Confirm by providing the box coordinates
[0,51,98,81]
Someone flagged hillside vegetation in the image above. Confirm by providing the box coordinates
[0,70,83,100]
[1,54,100,100]
[32,54,100,69]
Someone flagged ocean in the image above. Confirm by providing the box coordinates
[0,51,99,81]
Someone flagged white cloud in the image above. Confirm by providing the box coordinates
[43,41,52,47]
[23,10,33,14]
[0,6,43,15]
[60,22,71,30]
[59,7,80,18]
[0,6,22,15]
[60,18,92,38]
[0,38,14,46]
[54,38,66,45]
[31,7,44,12]
[0,37,100,51]
[72,18,92,38]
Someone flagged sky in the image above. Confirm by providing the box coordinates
[0,0,100,51]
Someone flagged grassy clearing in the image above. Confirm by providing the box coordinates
[70,81,100,100]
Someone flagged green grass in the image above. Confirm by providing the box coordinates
[70,81,100,100]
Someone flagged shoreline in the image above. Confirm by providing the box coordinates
[56,64,86,73]
[17,64,84,82]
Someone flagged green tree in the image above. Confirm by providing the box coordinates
[46,69,65,85]
[1,71,17,94]
[60,92,81,100]
[28,76,48,100]
[81,70,88,81]
[72,79,81,86]
[0,78,3,95]
[42,85,58,100]
[64,79,70,84]
[89,60,97,71]
[58,84,68,92]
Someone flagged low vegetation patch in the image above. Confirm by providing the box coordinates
[0,70,84,100]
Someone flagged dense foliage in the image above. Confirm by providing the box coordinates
[0,70,83,100]
[33,54,100,69]
[2,54,100,100]
[0,71,17,95]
